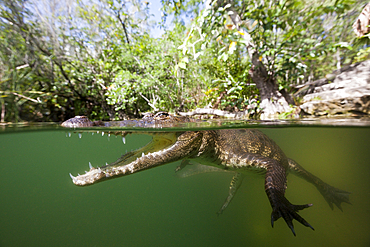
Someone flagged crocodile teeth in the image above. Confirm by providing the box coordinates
[89,162,93,169]
[69,173,77,182]
[122,137,126,144]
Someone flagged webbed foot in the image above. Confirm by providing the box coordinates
[318,184,351,211]
[287,158,351,211]
[270,194,314,236]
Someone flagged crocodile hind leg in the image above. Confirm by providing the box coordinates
[288,158,351,211]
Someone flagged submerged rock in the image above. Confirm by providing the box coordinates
[300,60,370,116]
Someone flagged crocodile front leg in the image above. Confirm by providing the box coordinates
[229,152,314,236]
[263,157,314,236]
[217,173,244,215]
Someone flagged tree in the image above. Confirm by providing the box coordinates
[174,0,363,117]
[0,0,56,122]
[0,0,162,121]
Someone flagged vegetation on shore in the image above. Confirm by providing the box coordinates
[0,0,368,122]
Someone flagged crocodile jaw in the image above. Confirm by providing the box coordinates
[69,168,105,186]
[69,150,167,186]
[68,131,201,186]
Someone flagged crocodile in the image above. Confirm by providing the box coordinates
[62,112,350,236]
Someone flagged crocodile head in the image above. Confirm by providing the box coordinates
[68,130,203,186]
[61,112,191,128]
[62,112,201,186]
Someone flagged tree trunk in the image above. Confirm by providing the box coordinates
[226,2,292,118]
[249,52,291,117]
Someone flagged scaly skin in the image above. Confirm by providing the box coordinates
[63,113,350,236]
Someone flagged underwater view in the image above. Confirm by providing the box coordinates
[0,121,369,247]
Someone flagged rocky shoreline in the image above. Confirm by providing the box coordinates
[299,60,370,117]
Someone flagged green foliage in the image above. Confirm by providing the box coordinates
[160,0,202,21]
[174,2,261,112]
[0,0,59,122]
[352,33,370,63]
[103,24,207,117]
[0,0,173,121]
[353,46,370,63]
[176,0,366,99]
[198,54,260,112]
[0,0,209,121]
[0,0,368,122]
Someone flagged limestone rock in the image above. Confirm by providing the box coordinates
[300,60,370,116]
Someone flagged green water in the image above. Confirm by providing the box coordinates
[0,124,370,246]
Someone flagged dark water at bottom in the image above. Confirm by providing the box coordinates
[0,127,369,247]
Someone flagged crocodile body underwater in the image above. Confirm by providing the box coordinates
[62,112,350,236]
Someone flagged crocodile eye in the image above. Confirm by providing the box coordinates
[154,112,170,119]
[157,112,168,117]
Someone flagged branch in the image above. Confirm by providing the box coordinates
[139,92,158,111]
[0,91,42,103]
[116,11,130,44]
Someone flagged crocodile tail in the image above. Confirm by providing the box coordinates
[287,158,351,211]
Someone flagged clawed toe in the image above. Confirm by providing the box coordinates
[271,197,314,236]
